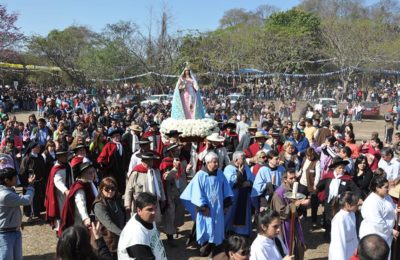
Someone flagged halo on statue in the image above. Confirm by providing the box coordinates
[284,192,306,200]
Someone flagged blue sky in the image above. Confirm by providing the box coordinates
[3,0,380,36]
[3,0,302,36]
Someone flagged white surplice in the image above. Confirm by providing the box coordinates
[329,209,358,260]
[250,234,288,260]
[359,192,396,259]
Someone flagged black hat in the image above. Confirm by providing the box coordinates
[56,149,70,156]
[150,121,159,127]
[74,162,94,179]
[328,157,350,169]
[165,130,182,137]
[271,130,281,137]
[73,144,86,151]
[138,139,151,145]
[165,143,179,153]
[24,141,40,155]
[107,128,123,137]
[137,151,160,160]
[222,122,236,130]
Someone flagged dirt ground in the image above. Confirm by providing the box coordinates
[15,100,391,260]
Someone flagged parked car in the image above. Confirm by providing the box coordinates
[361,101,380,117]
[314,98,339,116]
[140,94,170,107]
[227,93,245,105]
[118,94,141,108]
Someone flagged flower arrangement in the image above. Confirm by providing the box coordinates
[160,118,218,141]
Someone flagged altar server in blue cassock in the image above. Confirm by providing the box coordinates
[223,151,254,236]
[180,151,233,257]
[250,150,286,212]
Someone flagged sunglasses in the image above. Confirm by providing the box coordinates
[104,186,116,192]
[260,156,267,159]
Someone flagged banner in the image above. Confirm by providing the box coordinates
[2,61,400,81]
[0,62,61,72]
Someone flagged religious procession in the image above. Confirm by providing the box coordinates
[0,66,399,260]
[2,1,400,260]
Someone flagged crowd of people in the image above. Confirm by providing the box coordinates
[0,75,400,260]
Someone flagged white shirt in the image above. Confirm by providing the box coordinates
[127,150,141,178]
[378,157,400,181]
[236,121,249,141]
[299,159,321,187]
[118,214,167,260]
[360,192,396,256]
[73,181,98,224]
[250,234,287,260]
[329,209,358,260]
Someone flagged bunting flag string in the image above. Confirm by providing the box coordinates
[2,60,400,81]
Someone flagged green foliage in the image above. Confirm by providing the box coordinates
[7,1,400,86]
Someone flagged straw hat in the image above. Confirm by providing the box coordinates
[252,131,269,139]
[129,124,142,132]
[206,133,225,142]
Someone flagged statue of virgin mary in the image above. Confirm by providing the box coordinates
[171,67,205,120]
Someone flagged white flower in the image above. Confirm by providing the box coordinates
[160,118,217,141]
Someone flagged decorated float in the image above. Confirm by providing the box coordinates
[160,66,218,142]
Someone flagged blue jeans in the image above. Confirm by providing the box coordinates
[0,231,22,260]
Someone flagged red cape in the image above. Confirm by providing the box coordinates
[58,181,95,237]
[159,156,184,178]
[70,156,84,169]
[321,170,353,181]
[245,142,261,158]
[133,163,148,173]
[318,170,353,202]
[221,130,238,137]
[97,142,118,167]
[142,130,159,139]
[252,163,263,176]
[44,164,65,227]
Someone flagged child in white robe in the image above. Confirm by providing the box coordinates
[329,191,359,260]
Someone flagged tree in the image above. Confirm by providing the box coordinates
[29,26,98,85]
[255,4,280,21]
[257,9,323,73]
[0,4,24,59]
[219,8,262,28]
[298,0,368,19]
[81,21,142,81]
[369,0,400,24]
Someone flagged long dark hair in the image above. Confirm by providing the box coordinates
[353,155,371,175]
[257,209,280,234]
[56,225,98,260]
[43,140,56,156]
